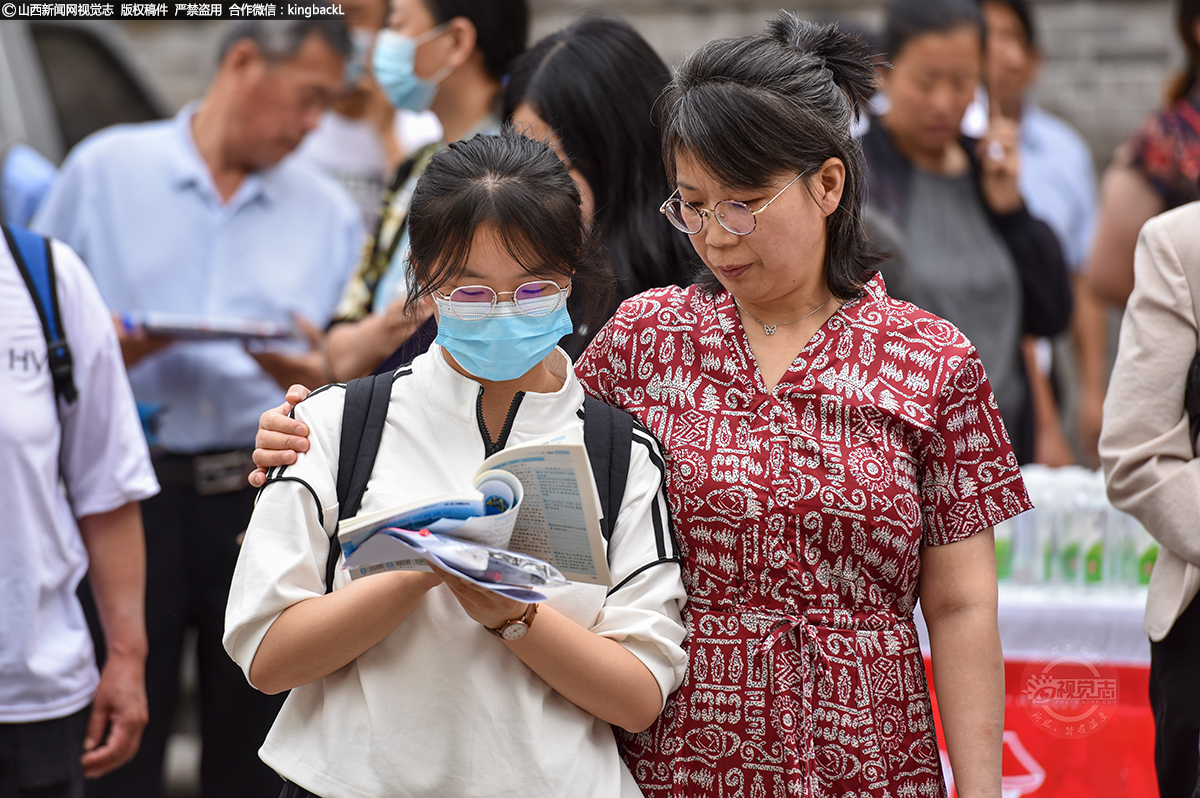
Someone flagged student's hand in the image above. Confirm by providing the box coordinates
[81,652,148,778]
[248,384,313,487]
[111,314,173,368]
[428,563,528,631]
[977,98,1023,215]
[248,316,330,393]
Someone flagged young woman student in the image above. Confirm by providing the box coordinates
[223,132,687,798]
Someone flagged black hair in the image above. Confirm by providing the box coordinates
[883,0,985,61]
[659,12,885,301]
[501,15,698,303]
[1167,0,1200,103]
[405,132,612,333]
[984,0,1037,50]
[425,0,529,82]
[219,14,352,64]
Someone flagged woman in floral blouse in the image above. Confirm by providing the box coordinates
[251,13,1024,798]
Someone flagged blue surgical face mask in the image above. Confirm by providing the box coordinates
[371,26,451,112]
[434,299,574,382]
[344,28,375,86]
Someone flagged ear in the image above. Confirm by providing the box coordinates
[221,38,267,81]
[440,16,478,72]
[813,157,846,217]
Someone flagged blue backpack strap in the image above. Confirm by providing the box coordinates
[583,395,633,542]
[325,372,394,593]
[3,223,77,404]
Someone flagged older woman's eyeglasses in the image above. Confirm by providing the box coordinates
[659,173,805,236]
[433,279,571,321]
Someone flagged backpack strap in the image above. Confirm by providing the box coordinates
[583,395,634,542]
[2,223,77,404]
[325,372,394,593]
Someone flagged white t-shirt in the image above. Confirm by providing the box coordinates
[224,346,688,798]
[0,237,159,723]
[290,109,442,229]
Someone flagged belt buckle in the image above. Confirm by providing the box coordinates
[193,451,253,496]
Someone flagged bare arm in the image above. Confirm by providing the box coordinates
[1071,274,1111,468]
[248,569,443,694]
[920,529,1003,798]
[77,502,149,778]
[248,316,331,392]
[1088,164,1164,308]
[325,296,434,382]
[435,568,666,733]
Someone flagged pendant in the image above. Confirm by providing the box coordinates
[764,324,777,335]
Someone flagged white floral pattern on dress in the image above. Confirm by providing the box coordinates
[576,274,1030,798]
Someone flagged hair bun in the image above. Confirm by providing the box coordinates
[766,12,878,117]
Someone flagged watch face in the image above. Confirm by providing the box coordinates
[500,621,529,641]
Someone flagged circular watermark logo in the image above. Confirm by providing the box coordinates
[2,3,16,16]
[1017,639,1119,739]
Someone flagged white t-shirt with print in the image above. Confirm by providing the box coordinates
[0,237,159,723]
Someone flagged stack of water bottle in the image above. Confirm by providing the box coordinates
[994,465,1158,590]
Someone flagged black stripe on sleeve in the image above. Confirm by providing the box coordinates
[630,429,679,560]
[258,475,325,529]
[606,557,682,597]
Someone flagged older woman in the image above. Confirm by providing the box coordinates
[251,13,1020,796]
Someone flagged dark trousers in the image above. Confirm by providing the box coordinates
[1150,594,1200,798]
[0,707,90,798]
[279,782,323,798]
[82,482,285,798]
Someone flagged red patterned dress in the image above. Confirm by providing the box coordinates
[575,274,1030,798]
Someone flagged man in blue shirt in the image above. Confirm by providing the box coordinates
[33,15,363,798]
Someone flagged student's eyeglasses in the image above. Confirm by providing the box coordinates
[659,173,805,236]
[433,280,572,321]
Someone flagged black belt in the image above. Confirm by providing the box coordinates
[154,449,256,496]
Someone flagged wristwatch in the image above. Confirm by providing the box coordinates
[485,603,539,641]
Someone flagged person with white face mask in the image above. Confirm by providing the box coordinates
[258,0,527,396]
[289,0,442,230]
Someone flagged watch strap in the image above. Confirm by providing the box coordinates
[485,603,538,639]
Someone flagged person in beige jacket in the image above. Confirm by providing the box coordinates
[1101,199,1200,798]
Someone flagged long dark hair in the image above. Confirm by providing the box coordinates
[424,0,529,82]
[405,133,612,334]
[501,16,697,301]
[659,12,885,300]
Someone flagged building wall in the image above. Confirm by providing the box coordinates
[117,0,1187,170]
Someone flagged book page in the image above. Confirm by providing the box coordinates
[479,429,610,585]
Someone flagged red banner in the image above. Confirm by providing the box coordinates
[925,658,1156,797]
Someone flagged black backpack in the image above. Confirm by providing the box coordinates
[324,373,634,593]
[3,223,77,405]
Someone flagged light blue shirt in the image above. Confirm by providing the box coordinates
[2,143,57,227]
[33,107,364,453]
[1017,103,1098,273]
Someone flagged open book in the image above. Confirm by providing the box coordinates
[337,427,609,603]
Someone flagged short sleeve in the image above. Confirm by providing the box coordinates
[575,293,657,405]
[590,424,687,706]
[53,241,159,517]
[918,348,1032,547]
[574,315,616,403]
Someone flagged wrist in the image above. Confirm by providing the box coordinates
[105,638,149,665]
[484,603,539,642]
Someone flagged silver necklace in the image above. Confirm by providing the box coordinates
[733,297,832,336]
